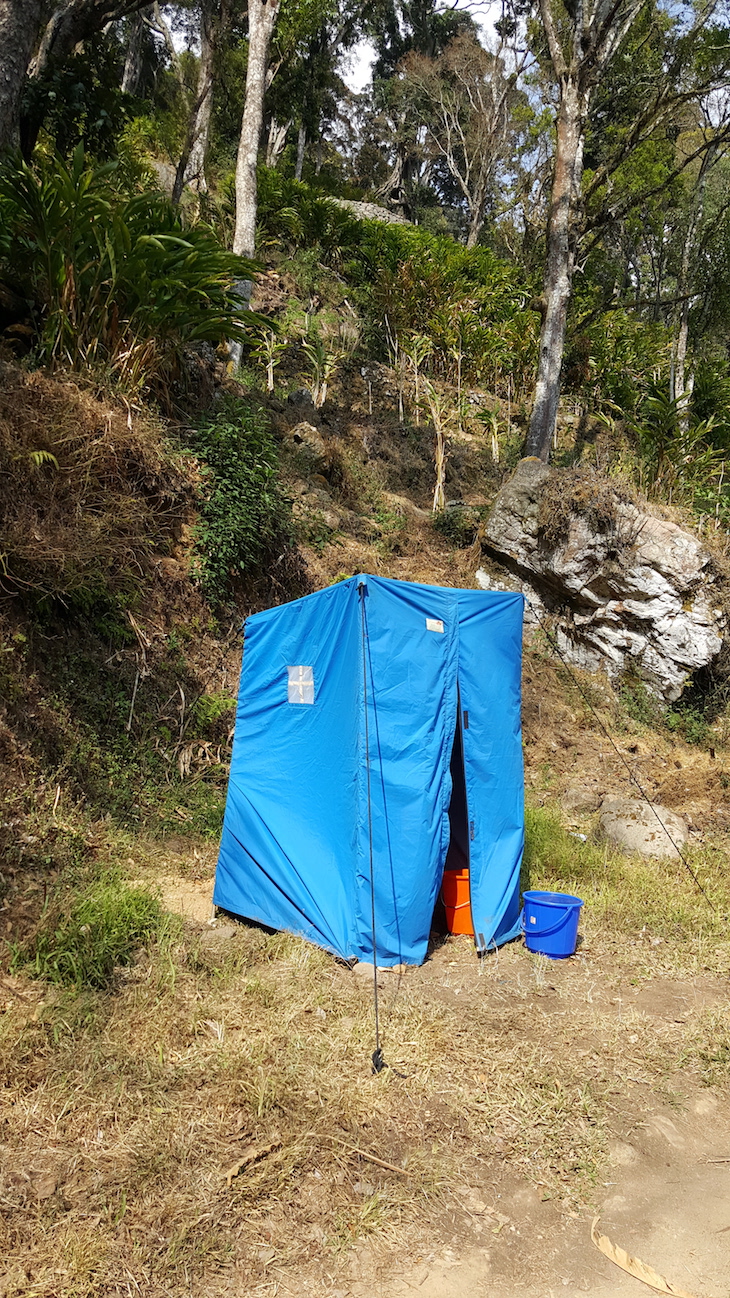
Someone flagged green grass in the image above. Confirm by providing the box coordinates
[12,874,166,989]
[187,396,293,604]
[524,802,730,964]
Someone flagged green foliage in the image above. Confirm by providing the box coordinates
[0,148,259,398]
[188,397,292,603]
[618,671,712,747]
[14,876,164,989]
[26,38,131,159]
[629,385,729,523]
[617,673,662,728]
[565,305,670,418]
[432,504,483,547]
[256,167,537,396]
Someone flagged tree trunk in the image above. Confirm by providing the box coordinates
[295,122,306,180]
[121,7,148,94]
[229,0,280,365]
[465,196,486,249]
[172,0,217,203]
[0,0,44,154]
[265,115,290,168]
[525,78,586,461]
[672,139,717,423]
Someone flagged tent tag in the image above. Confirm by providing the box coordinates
[426,617,444,633]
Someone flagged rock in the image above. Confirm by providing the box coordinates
[482,460,724,701]
[291,477,343,530]
[329,197,411,226]
[200,923,240,944]
[151,159,176,197]
[599,796,688,858]
[287,388,317,413]
[284,421,328,468]
[562,786,603,816]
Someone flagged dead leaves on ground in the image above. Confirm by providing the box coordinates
[591,1218,706,1298]
[224,1138,282,1188]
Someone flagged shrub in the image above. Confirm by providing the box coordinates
[433,504,483,547]
[0,147,260,399]
[14,877,163,989]
[188,397,292,603]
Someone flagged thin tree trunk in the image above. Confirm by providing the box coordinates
[295,122,306,180]
[265,116,290,168]
[672,139,717,421]
[172,0,218,203]
[0,0,44,154]
[229,0,280,365]
[525,78,586,461]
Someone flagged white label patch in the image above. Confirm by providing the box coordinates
[426,618,444,634]
[287,665,314,704]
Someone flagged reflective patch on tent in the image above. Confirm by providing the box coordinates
[426,617,445,633]
[287,665,314,703]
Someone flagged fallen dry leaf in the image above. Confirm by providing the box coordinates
[224,1139,281,1188]
[591,1218,707,1298]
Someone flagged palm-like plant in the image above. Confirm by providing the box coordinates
[300,328,341,409]
[252,328,288,392]
[0,147,260,398]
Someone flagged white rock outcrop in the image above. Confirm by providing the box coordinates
[482,460,724,702]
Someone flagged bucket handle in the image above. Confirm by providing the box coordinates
[520,905,575,940]
[439,889,470,912]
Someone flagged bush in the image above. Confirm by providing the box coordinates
[432,504,483,546]
[14,877,163,989]
[0,147,260,399]
[188,397,292,603]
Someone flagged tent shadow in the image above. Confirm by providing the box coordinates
[215,906,278,937]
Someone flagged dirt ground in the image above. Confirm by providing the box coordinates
[150,873,730,1298]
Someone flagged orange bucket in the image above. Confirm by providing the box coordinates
[441,868,473,935]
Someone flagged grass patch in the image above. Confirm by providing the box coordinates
[524,802,730,970]
[12,874,165,989]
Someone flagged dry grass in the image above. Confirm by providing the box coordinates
[0,362,195,601]
[2,810,730,1296]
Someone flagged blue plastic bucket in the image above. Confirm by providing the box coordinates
[522,890,584,959]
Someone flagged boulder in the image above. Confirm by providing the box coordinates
[283,421,328,470]
[599,796,688,858]
[482,460,724,701]
[329,197,411,226]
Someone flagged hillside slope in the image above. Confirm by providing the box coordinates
[1,351,730,1298]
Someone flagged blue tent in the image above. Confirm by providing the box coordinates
[214,574,525,966]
